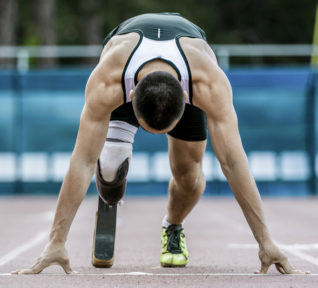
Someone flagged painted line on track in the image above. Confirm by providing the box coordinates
[0,230,47,266]
[280,246,318,266]
[0,272,317,277]
[229,242,318,266]
[229,243,318,251]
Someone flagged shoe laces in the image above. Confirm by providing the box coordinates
[165,224,183,254]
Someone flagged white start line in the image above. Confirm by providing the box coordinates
[0,272,317,277]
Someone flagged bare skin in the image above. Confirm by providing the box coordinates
[167,137,206,224]
[12,33,308,275]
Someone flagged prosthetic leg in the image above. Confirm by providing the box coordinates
[92,160,129,267]
[92,196,118,267]
[92,121,136,268]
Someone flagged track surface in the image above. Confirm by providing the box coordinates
[0,196,317,287]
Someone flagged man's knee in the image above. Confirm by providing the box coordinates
[96,141,132,205]
[171,164,205,192]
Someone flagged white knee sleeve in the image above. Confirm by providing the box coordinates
[107,121,138,143]
[99,141,132,182]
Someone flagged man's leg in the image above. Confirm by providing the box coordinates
[160,136,206,267]
[167,136,206,224]
[92,120,137,268]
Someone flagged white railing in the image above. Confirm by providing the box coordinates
[213,44,318,68]
[1,44,318,70]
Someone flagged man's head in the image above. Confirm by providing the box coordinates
[131,71,186,134]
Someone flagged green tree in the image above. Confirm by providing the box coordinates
[0,0,18,67]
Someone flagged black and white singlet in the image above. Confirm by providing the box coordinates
[103,13,207,104]
[104,13,208,141]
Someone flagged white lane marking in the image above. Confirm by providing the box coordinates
[229,243,318,250]
[280,245,318,266]
[0,231,47,266]
[1,272,317,277]
[229,242,318,266]
[280,243,318,250]
[127,272,153,275]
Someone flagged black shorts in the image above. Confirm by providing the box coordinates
[110,103,207,141]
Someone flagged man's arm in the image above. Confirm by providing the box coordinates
[195,63,307,274]
[12,61,122,274]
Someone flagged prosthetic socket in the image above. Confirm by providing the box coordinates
[96,121,137,205]
[96,141,132,205]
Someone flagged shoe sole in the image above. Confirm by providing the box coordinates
[92,255,114,268]
[160,262,188,268]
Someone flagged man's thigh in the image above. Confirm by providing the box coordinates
[167,135,207,174]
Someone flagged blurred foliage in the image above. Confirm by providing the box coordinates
[13,0,317,45]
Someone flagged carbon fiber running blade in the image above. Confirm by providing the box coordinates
[92,196,117,267]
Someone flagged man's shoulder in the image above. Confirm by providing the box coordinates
[179,38,231,112]
[179,37,218,82]
[101,33,140,58]
[85,34,141,114]
[97,33,140,76]
[97,32,141,80]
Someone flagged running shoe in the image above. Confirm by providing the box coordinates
[160,224,189,267]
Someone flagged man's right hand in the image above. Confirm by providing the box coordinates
[11,241,72,275]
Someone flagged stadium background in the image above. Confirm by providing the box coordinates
[0,0,318,197]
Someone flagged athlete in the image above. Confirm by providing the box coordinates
[12,13,307,274]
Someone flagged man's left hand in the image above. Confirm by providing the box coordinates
[255,241,310,274]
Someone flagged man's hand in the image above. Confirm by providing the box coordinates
[255,242,310,274]
[11,241,72,275]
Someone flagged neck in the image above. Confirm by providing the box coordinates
[137,59,179,82]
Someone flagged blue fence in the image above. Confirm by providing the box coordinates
[0,67,317,196]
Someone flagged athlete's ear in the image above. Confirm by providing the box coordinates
[183,91,189,102]
[129,90,134,101]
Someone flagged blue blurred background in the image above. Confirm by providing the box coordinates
[1,66,317,196]
[1,0,318,197]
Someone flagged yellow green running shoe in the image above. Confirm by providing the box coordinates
[160,224,189,267]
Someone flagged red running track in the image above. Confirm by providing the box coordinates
[0,196,317,287]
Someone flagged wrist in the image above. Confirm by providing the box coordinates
[258,237,274,249]
[49,230,66,245]
[254,226,273,248]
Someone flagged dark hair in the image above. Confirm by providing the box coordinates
[132,71,185,131]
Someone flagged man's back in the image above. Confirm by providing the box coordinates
[103,13,206,44]
[98,24,218,109]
